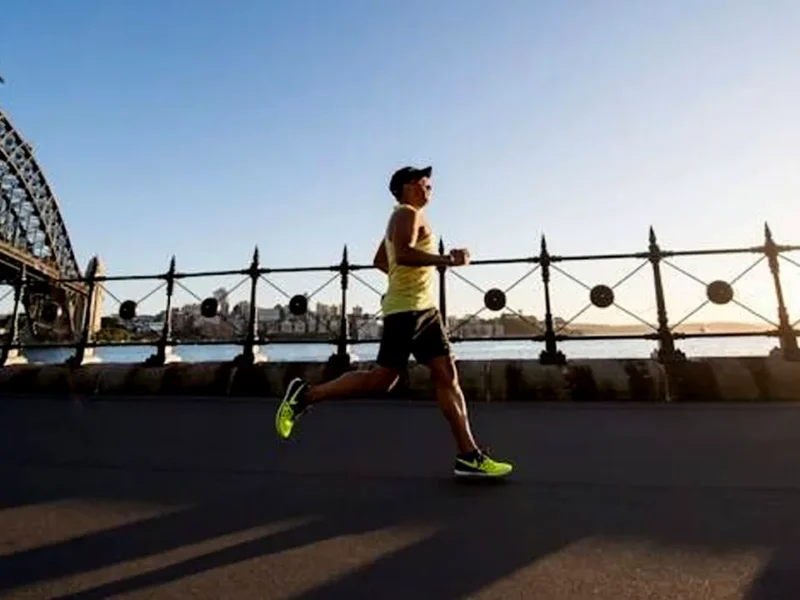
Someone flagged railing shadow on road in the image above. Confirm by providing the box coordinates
[0,462,795,599]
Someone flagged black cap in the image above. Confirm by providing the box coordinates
[389,165,432,199]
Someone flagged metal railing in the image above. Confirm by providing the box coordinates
[1,224,799,367]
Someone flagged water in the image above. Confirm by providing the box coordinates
[20,336,781,364]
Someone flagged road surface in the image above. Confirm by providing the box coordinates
[1,396,800,599]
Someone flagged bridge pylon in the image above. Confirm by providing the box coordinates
[69,255,105,364]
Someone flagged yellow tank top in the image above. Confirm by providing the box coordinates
[381,205,437,316]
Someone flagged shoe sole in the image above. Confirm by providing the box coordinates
[453,468,513,478]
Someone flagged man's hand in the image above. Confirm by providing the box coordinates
[449,248,471,266]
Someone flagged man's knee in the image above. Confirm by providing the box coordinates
[369,366,401,392]
[428,355,459,390]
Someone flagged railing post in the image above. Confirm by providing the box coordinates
[438,237,448,324]
[324,245,352,380]
[1,266,28,366]
[145,256,180,366]
[235,247,266,365]
[67,257,100,367]
[764,223,799,360]
[648,227,683,363]
[337,245,350,359]
[539,235,566,365]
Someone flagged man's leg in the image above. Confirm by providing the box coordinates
[304,367,400,405]
[425,354,478,455]
[413,309,513,477]
[275,367,400,439]
[275,312,411,440]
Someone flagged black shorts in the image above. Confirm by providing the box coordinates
[376,307,451,370]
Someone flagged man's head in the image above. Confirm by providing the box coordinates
[389,165,432,208]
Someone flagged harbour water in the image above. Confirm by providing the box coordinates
[20,336,782,364]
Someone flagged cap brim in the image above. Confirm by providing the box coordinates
[414,166,432,178]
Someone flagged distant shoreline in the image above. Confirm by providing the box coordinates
[570,321,771,335]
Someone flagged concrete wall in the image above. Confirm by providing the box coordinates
[1,356,799,402]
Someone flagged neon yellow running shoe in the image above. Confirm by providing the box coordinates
[453,448,513,478]
[275,377,309,439]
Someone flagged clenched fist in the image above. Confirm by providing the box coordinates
[449,248,471,266]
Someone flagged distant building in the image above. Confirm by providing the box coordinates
[212,288,229,317]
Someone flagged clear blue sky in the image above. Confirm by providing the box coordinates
[2,0,800,324]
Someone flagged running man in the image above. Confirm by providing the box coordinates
[275,165,513,478]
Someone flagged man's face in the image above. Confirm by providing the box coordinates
[403,176,432,207]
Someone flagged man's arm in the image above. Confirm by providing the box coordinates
[373,239,389,274]
[390,207,452,268]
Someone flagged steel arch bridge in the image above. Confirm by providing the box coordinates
[1,108,92,338]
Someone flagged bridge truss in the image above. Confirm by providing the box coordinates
[1,108,89,339]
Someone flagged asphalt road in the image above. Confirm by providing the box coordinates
[2,396,800,599]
